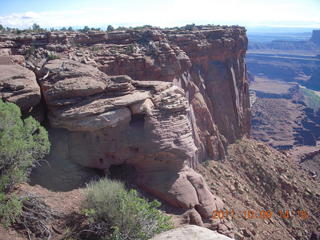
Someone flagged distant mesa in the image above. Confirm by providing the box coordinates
[249,29,320,51]
[311,30,320,45]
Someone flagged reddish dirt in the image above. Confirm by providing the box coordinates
[0,183,86,240]
[2,139,319,240]
[197,138,320,240]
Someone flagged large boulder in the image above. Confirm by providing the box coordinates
[150,225,234,240]
[0,58,41,112]
[37,59,224,226]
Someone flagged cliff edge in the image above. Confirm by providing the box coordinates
[0,25,250,237]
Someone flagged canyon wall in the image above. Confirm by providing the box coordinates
[0,26,250,235]
[311,29,320,45]
[97,27,251,161]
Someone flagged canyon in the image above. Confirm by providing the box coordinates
[0,26,319,240]
[247,29,320,150]
[0,25,250,238]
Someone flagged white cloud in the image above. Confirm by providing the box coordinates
[0,0,319,29]
[0,8,113,29]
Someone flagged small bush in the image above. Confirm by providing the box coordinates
[0,100,50,226]
[31,23,45,32]
[107,25,114,32]
[80,26,90,32]
[0,193,22,228]
[125,44,135,54]
[184,23,196,31]
[26,45,36,56]
[47,53,60,60]
[91,46,102,51]
[83,178,173,240]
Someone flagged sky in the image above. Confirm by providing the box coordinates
[0,0,319,29]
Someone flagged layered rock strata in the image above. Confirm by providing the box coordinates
[0,26,250,161]
[36,59,226,228]
[0,57,40,112]
[0,26,250,236]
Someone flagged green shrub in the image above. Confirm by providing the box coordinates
[107,25,114,32]
[0,100,50,191]
[32,23,43,32]
[47,53,60,60]
[125,44,135,54]
[184,23,196,31]
[80,26,90,32]
[0,193,22,228]
[26,45,36,56]
[0,100,50,226]
[83,178,173,240]
[300,87,320,110]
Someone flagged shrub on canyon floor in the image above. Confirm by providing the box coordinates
[47,53,60,60]
[0,100,50,226]
[83,178,173,240]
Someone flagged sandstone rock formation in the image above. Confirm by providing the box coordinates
[0,57,40,112]
[0,26,250,161]
[36,58,226,229]
[151,225,234,240]
[0,26,250,236]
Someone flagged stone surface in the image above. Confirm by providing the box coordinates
[1,26,250,161]
[35,58,224,226]
[150,225,233,240]
[0,59,41,111]
[197,138,320,240]
[0,26,251,235]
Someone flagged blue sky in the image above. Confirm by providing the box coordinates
[0,0,319,29]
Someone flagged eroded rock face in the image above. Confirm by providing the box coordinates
[36,59,226,227]
[0,57,41,112]
[89,27,251,160]
[151,225,234,240]
[0,26,250,235]
[0,26,250,160]
[38,59,195,170]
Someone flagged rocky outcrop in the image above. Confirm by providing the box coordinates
[151,225,234,240]
[311,30,320,45]
[89,27,251,160]
[36,58,226,230]
[0,26,250,161]
[0,56,41,112]
[0,26,250,237]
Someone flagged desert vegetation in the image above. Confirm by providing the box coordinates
[82,178,173,240]
[300,87,320,110]
[0,100,50,227]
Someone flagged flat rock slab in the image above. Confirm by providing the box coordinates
[150,225,233,240]
[0,64,41,111]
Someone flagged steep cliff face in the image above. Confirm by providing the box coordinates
[70,27,251,161]
[0,26,250,162]
[167,28,250,152]
[0,26,250,236]
[311,29,320,45]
